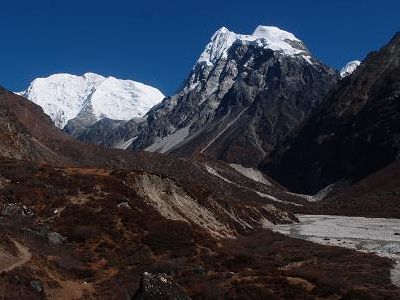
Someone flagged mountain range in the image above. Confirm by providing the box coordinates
[21,26,339,160]
[18,25,400,215]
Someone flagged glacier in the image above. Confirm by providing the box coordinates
[18,73,165,128]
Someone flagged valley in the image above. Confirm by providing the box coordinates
[0,4,399,298]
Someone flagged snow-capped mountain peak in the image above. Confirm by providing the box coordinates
[197,27,237,65]
[197,25,308,66]
[340,60,361,78]
[251,25,307,54]
[18,73,165,128]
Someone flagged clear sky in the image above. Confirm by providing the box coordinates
[0,0,399,95]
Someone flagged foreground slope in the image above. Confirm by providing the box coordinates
[0,159,398,298]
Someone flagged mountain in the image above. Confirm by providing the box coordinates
[340,60,361,78]
[312,159,400,218]
[133,26,338,166]
[77,26,338,169]
[265,32,400,194]
[18,73,164,135]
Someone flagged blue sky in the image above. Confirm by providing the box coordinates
[0,0,398,95]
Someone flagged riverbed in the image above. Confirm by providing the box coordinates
[272,214,400,287]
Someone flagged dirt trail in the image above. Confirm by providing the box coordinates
[0,240,31,273]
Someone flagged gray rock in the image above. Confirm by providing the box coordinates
[1,203,33,217]
[133,272,191,300]
[47,231,66,245]
[117,202,131,209]
[30,280,43,293]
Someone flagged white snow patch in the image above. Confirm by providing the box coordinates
[302,55,313,65]
[287,184,334,203]
[340,60,361,78]
[205,165,235,185]
[205,165,301,207]
[198,25,307,66]
[229,163,272,186]
[256,191,303,207]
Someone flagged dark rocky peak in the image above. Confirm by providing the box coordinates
[265,32,400,194]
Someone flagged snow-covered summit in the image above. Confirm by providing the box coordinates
[340,60,361,78]
[18,73,165,128]
[198,25,308,66]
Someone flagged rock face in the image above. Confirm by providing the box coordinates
[76,117,142,149]
[84,25,337,168]
[265,33,400,194]
[133,272,191,300]
[18,73,164,134]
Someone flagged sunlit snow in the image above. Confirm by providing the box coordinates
[18,73,165,128]
[198,25,308,66]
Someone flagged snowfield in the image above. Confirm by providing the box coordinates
[18,73,165,128]
[272,215,400,287]
[198,25,309,66]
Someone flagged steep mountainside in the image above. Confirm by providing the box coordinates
[133,26,338,167]
[312,160,400,218]
[18,73,164,134]
[265,33,400,194]
[77,117,143,149]
[75,26,338,169]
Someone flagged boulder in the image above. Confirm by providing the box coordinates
[133,272,191,300]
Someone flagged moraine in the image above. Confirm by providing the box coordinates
[272,214,400,287]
